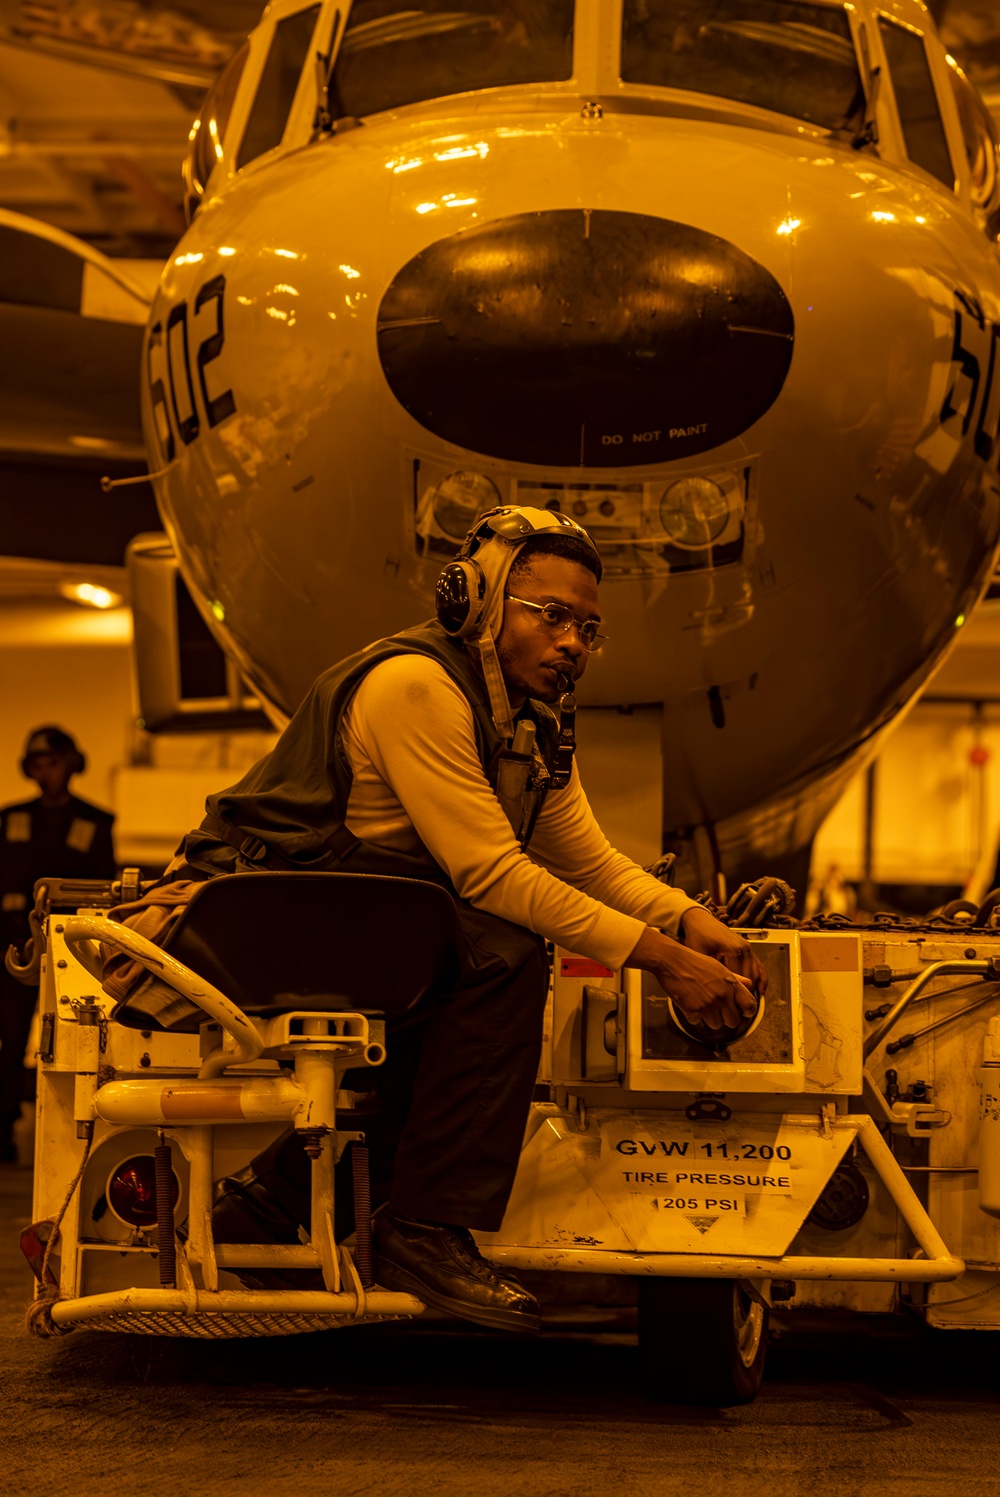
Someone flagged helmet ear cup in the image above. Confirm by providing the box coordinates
[436,559,487,638]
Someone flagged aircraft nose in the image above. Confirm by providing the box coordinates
[377,208,793,469]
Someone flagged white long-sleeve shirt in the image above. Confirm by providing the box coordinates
[341,655,697,968]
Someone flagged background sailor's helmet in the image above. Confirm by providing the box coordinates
[434,506,602,741]
[21,725,85,778]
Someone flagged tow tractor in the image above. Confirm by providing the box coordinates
[14,870,1000,1404]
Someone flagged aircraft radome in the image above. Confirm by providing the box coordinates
[140,0,1000,892]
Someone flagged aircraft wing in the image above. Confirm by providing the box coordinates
[0,208,151,461]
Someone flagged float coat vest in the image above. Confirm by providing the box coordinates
[0,793,115,942]
[186,619,563,878]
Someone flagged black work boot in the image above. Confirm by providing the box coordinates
[374,1211,540,1333]
[211,1165,323,1291]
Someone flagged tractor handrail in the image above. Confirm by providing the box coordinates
[863,959,991,1058]
[62,914,263,1078]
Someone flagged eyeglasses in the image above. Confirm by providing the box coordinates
[505,595,607,652]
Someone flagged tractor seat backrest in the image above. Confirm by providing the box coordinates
[116,872,463,1032]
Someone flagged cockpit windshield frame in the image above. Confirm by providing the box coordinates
[876,12,957,192]
[947,55,1000,231]
[327,0,577,123]
[617,0,869,140]
[206,0,339,188]
[182,40,250,219]
[200,0,977,229]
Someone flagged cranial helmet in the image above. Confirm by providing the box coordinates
[434,506,601,739]
[21,725,85,778]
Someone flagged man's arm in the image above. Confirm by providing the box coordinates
[677,904,768,997]
[530,764,768,1011]
[625,925,759,1029]
[528,762,698,935]
[347,659,764,1018]
[346,658,651,967]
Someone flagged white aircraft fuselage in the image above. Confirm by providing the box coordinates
[142,0,1000,885]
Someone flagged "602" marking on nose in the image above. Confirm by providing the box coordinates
[147,274,237,462]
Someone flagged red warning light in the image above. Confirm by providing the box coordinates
[107,1155,178,1227]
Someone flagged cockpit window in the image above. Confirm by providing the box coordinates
[183,41,249,213]
[949,64,1000,216]
[620,0,865,134]
[236,5,322,170]
[878,19,954,189]
[332,0,574,119]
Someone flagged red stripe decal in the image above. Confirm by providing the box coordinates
[560,958,614,978]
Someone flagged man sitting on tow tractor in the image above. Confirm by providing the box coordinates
[160,505,766,1333]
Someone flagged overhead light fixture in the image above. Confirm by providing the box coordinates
[61,582,122,610]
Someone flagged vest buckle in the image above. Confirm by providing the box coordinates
[239,835,268,864]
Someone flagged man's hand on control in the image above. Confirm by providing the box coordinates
[679,905,769,1002]
[624,925,759,1029]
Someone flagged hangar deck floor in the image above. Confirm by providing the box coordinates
[2,1165,998,1497]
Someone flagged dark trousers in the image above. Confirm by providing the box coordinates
[251,899,548,1234]
[0,971,36,1129]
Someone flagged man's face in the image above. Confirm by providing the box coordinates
[495,554,602,706]
[25,752,74,799]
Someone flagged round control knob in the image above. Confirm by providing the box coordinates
[665,994,765,1052]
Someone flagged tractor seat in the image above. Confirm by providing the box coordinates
[114,872,463,1033]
